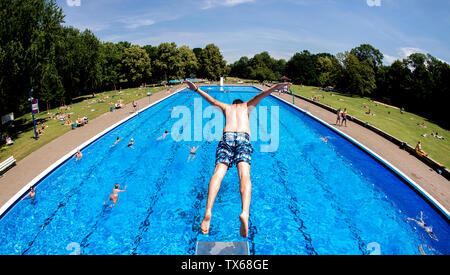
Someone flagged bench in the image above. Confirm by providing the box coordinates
[0,156,16,176]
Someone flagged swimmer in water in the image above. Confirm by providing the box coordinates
[157,131,169,140]
[21,186,37,203]
[72,149,83,161]
[104,184,127,207]
[187,145,200,162]
[111,137,121,147]
[320,137,328,143]
[128,138,135,149]
[407,211,439,241]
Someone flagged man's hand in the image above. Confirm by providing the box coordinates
[184,81,198,91]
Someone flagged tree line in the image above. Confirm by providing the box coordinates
[230,45,450,128]
[0,0,228,119]
[1,0,448,129]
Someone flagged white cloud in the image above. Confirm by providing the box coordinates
[124,19,155,29]
[383,47,426,64]
[66,0,81,7]
[202,0,254,10]
[366,0,381,7]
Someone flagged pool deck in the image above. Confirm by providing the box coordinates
[0,84,449,215]
[272,90,450,213]
[0,87,180,210]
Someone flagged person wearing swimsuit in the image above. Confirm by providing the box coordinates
[407,211,439,241]
[184,80,291,238]
[187,145,200,162]
[104,184,127,207]
[21,186,37,204]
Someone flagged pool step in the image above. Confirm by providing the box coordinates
[196,242,249,255]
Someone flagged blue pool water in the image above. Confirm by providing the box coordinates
[0,86,448,255]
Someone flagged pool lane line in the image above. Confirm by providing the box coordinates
[273,115,369,254]
[20,154,110,255]
[129,134,185,254]
[270,93,450,221]
[0,87,185,221]
[78,110,179,252]
[186,147,211,255]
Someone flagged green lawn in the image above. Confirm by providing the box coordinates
[0,86,166,163]
[290,85,450,168]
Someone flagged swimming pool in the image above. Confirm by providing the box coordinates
[0,86,448,255]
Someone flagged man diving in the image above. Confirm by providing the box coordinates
[184,81,291,238]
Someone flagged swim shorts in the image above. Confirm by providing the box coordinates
[215,132,254,168]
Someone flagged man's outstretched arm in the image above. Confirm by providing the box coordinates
[247,82,292,108]
[184,81,227,111]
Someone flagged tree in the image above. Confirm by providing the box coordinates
[350,44,384,70]
[120,45,151,87]
[285,50,319,85]
[100,42,123,91]
[198,44,227,80]
[339,52,376,96]
[175,46,199,79]
[153,42,178,82]
[0,0,64,116]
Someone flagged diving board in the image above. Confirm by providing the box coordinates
[196,242,249,255]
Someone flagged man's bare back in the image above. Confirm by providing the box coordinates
[223,103,251,134]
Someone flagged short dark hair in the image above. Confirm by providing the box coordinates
[233,99,244,104]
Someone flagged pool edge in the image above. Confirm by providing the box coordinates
[0,88,184,219]
[269,91,450,220]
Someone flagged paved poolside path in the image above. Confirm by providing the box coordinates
[0,87,180,209]
[272,91,450,213]
[1,85,449,215]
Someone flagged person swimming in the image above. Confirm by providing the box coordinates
[128,138,135,149]
[187,145,200,162]
[21,186,37,203]
[111,137,121,147]
[104,184,127,207]
[407,211,439,242]
[157,131,169,140]
[72,149,83,161]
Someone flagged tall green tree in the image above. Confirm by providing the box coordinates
[120,45,151,87]
[175,46,199,79]
[0,0,64,115]
[350,44,384,70]
[198,44,227,81]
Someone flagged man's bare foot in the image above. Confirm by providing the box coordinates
[201,211,212,234]
[239,212,249,238]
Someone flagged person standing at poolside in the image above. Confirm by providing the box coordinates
[184,80,291,238]
[335,109,341,126]
[341,108,348,127]
[132,100,138,112]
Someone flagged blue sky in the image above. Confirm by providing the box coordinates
[57,0,450,64]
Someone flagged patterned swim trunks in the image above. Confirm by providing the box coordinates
[215,132,254,168]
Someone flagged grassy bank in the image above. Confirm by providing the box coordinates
[290,85,450,168]
[0,86,166,163]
